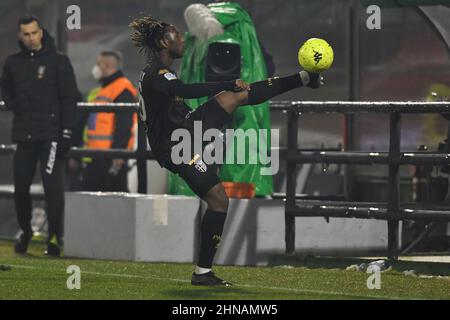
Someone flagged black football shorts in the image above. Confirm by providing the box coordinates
[165,98,232,198]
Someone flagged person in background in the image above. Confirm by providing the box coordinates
[81,50,137,192]
[1,15,79,256]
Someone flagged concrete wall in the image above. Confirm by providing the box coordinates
[215,199,388,266]
[64,193,388,266]
[64,192,200,262]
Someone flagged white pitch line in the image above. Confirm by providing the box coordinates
[5,264,416,300]
[235,283,408,300]
[7,264,191,283]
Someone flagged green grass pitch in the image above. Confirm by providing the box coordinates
[0,240,449,300]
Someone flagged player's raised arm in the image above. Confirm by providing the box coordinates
[148,69,248,99]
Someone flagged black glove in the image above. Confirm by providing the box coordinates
[57,128,73,158]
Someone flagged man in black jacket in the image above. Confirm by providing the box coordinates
[1,15,79,256]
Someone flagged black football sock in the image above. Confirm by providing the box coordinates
[197,210,227,269]
[247,71,316,105]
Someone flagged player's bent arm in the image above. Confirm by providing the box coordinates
[165,79,237,98]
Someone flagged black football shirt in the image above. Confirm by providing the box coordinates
[138,59,235,167]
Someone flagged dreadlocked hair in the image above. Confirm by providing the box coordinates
[129,15,171,61]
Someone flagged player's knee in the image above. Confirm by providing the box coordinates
[207,193,228,212]
[215,91,248,114]
[204,184,229,212]
[219,192,229,211]
[225,92,248,112]
[234,91,248,106]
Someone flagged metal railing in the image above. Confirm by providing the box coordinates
[2,100,450,259]
[0,100,291,195]
[0,101,152,193]
[283,101,450,259]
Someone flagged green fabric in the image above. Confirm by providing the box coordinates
[87,87,101,102]
[168,2,273,196]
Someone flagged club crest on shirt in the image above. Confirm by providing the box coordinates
[37,65,46,79]
[163,72,177,81]
[189,154,207,173]
[195,160,207,173]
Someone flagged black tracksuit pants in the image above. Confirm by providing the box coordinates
[82,158,128,192]
[13,140,64,244]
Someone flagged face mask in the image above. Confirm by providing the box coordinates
[91,65,103,80]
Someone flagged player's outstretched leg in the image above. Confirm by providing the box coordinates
[216,71,323,114]
[191,183,232,286]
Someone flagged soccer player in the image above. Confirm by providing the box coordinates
[129,16,322,286]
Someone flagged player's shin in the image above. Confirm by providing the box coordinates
[196,210,227,272]
[246,71,319,105]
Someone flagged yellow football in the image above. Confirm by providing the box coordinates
[298,38,334,73]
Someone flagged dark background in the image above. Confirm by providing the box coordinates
[1,0,450,186]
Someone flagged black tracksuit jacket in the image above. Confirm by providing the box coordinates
[1,29,79,142]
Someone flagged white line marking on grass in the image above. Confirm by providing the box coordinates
[236,283,405,300]
[8,264,190,283]
[7,264,412,300]
[86,271,191,284]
